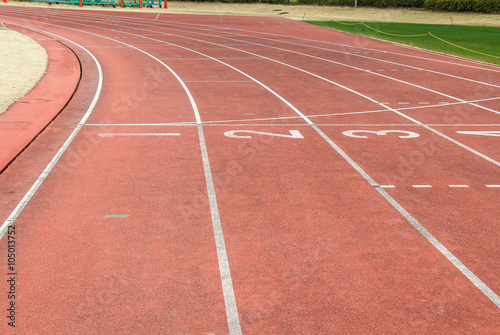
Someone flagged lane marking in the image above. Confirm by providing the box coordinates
[83,11,500,85]
[98,16,500,121]
[12,10,500,125]
[27,7,500,76]
[28,8,500,109]
[98,133,180,137]
[449,185,469,188]
[85,123,500,127]
[342,130,420,139]
[456,131,500,137]
[412,185,433,188]
[105,214,129,218]
[157,19,500,78]
[224,130,304,139]
[183,80,255,83]
[380,185,396,188]
[486,185,500,188]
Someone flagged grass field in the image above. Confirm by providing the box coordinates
[307,20,500,65]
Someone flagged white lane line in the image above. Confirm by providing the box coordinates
[85,12,500,84]
[15,9,500,119]
[201,35,500,116]
[380,185,396,188]
[0,27,103,240]
[153,19,500,77]
[25,8,500,101]
[26,7,500,76]
[486,185,500,188]
[449,185,469,188]
[412,185,433,188]
[95,15,500,117]
[98,133,180,137]
[85,122,500,127]
[183,80,255,83]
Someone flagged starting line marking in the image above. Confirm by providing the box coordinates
[98,133,180,137]
[456,131,500,137]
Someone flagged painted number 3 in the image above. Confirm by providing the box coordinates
[342,130,420,139]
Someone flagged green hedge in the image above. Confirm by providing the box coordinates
[427,0,500,12]
[296,0,500,13]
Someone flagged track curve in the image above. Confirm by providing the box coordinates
[1,6,499,334]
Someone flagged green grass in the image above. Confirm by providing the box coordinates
[306,21,500,66]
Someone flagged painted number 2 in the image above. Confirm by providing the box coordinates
[224,130,304,139]
[342,130,420,139]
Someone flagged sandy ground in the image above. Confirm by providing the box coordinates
[0,1,499,113]
[0,27,47,114]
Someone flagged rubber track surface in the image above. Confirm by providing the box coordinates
[0,6,499,334]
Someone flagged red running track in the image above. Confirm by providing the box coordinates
[0,5,500,334]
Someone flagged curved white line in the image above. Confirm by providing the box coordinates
[31,7,500,74]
